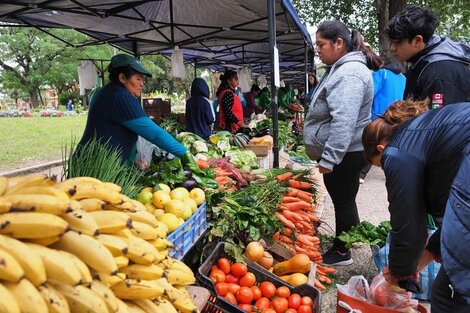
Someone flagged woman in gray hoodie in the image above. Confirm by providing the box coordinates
[304,20,381,266]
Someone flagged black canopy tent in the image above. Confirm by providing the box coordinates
[0,0,314,167]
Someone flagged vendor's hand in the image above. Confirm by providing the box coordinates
[417,249,435,272]
[383,267,400,287]
[316,164,332,174]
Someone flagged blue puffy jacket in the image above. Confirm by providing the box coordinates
[381,103,470,302]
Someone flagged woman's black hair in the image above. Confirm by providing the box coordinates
[108,66,140,84]
[216,69,238,96]
[317,20,382,71]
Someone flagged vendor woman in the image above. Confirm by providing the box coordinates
[77,54,189,165]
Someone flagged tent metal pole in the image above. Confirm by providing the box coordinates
[304,43,308,108]
[268,0,279,168]
[194,61,197,78]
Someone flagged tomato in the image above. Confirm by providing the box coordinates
[236,286,254,304]
[211,264,219,272]
[286,309,298,313]
[215,282,229,296]
[261,309,277,313]
[225,292,237,305]
[231,262,248,277]
[276,286,291,298]
[238,303,253,312]
[250,286,262,301]
[374,285,388,307]
[239,272,256,287]
[225,274,239,284]
[227,282,241,295]
[210,269,226,283]
[301,296,313,306]
[288,293,302,309]
[271,297,289,313]
[255,297,271,311]
[259,281,277,299]
[297,304,312,313]
[217,258,231,275]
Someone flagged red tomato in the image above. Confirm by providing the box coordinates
[231,262,248,277]
[215,282,229,296]
[288,293,302,309]
[227,282,241,295]
[261,309,277,313]
[297,304,312,313]
[236,286,254,304]
[271,297,289,313]
[276,286,291,298]
[374,285,388,307]
[238,303,253,312]
[225,292,237,305]
[250,286,262,301]
[239,272,256,287]
[255,297,271,311]
[301,296,313,306]
[259,281,277,299]
[217,258,231,274]
[225,274,239,284]
[286,309,298,313]
[210,269,226,283]
[211,264,219,272]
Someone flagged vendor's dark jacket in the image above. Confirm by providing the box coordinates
[185,78,215,140]
[404,35,470,106]
[382,103,470,284]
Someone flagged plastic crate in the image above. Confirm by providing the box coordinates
[167,202,207,259]
[197,242,321,313]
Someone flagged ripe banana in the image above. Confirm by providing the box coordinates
[155,221,169,238]
[0,212,68,239]
[51,231,118,274]
[163,259,196,286]
[92,271,127,288]
[115,298,131,313]
[2,194,70,215]
[26,235,61,246]
[0,246,24,283]
[0,197,12,213]
[4,278,49,313]
[38,283,70,313]
[129,199,148,212]
[114,255,130,268]
[58,250,93,285]
[152,278,182,302]
[103,181,122,193]
[171,294,199,313]
[0,282,21,313]
[61,208,100,236]
[79,198,107,211]
[109,200,136,211]
[125,301,147,313]
[90,280,119,313]
[119,263,164,280]
[0,234,46,286]
[132,299,161,312]
[7,185,70,202]
[89,210,132,233]
[152,298,178,313]
[56,176,103,188]
[119,235,163,265]
[149,238,174,251]
[111,279,164,300]
[52,283,108,313]
[5,175,55,195]
[127,210,158,228]
[26,243,83,286]
[131,221,159,240]
[0,176,8,196]
[64,183,123,204]
[96,234,129,256]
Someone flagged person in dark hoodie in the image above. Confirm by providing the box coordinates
[387,5,470,108]
[185,78,215,140]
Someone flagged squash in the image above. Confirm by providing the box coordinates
[273,254,311,276]
[279,273,308,286]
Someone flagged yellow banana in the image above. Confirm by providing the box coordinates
[65,183,123,204]
[113,228,134,239]
[127,210,159,228]
[58,250,93,285]
[96,234,129,256]
[130,199,148,212]
[163,264,196,286]
[7,185,70,201]
[2,194,70,215]
[52,283,108,313]
[114,255,129,268]
[0,234,46,286]
[116,298,131,313]
[0,246,24,282]
[61,208,100,236]
[92,271,127,288]
[152,298,178,313]
[26,243,83,286]
[144,203,157,213]
[27,235,61,246]
[152,278,182,301]
[51,231,118,274]
[0,176,8,196]
[90,280,119,313]
[0,196,12,213]
[119,263,164,280]
[0,282,21,313]
[155,221,169,238]
[171,294,199,313]
[118,235,160,265]
[4,278,48,313]
[149,238,174,251]
[125,301,147,313]
[89,210,132,233]
[103,181,122,193]
[79,198,107,211]
[56,176,103,188]
[111,279,164,300]
[5,175,55,195]
[132,299,161,312]
[131,221,159,240]
[38,283,70,313]
[0,212,68,239]
[109,200,136,211]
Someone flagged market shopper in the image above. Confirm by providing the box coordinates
[185,78,215,141]
[77,54,188,165]
[362,99,470,312]
[303,20,382,266]
[243,84,262,124]
[387,5,470,108]
[216,70,247,132]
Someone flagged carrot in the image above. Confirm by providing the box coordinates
[314,278,326,291]
[272,231,281,242]
[282,210,303,223]
[276,172,293,182]
[196,159,209,170]
[275,212,295,229]
[317,265,336,275]
[283,227,292,237]
[288,179,312,190]
[280,236,293,244]
[282,201,312,211]
[291,173,303,180]
[282,196,301,203]
[286,187,313,202]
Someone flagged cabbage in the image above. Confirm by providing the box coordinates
[225,149,258,170]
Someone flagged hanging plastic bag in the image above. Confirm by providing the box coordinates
[258,74,267,89]
[171,46,185,79]
[238,66,252,92]
[135,136,156,170]
[337,276,372,304]
[370,273,419,312]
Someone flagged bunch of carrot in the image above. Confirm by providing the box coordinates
[212,167,237,192]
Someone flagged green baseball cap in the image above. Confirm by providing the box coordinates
[109,54,152,77]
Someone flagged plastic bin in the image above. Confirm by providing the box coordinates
[198,242,321,313]
[167,202,207,259]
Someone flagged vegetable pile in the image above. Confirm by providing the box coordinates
[338,220,392,248]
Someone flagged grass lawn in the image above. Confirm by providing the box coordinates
[0,115,87,171]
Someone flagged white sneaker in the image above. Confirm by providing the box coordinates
[359,178,365,184]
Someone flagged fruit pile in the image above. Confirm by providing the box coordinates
[210,257,316,313]
[0,175,199,313]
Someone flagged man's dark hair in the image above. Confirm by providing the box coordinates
[387,5,439,43]
[251,84,261,92]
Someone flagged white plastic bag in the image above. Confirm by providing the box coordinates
[171,46,185,79]
[337,276,372,303]
[135,136,156,170]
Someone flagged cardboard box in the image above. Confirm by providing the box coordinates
[246,144,271,156]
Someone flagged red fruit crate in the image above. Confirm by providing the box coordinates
[197,242,321,313]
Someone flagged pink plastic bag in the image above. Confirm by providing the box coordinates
[370,273,419,312]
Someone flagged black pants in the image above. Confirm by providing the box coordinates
[323,151,365,251]
[431,267,470,313]
[359,162,372,180]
